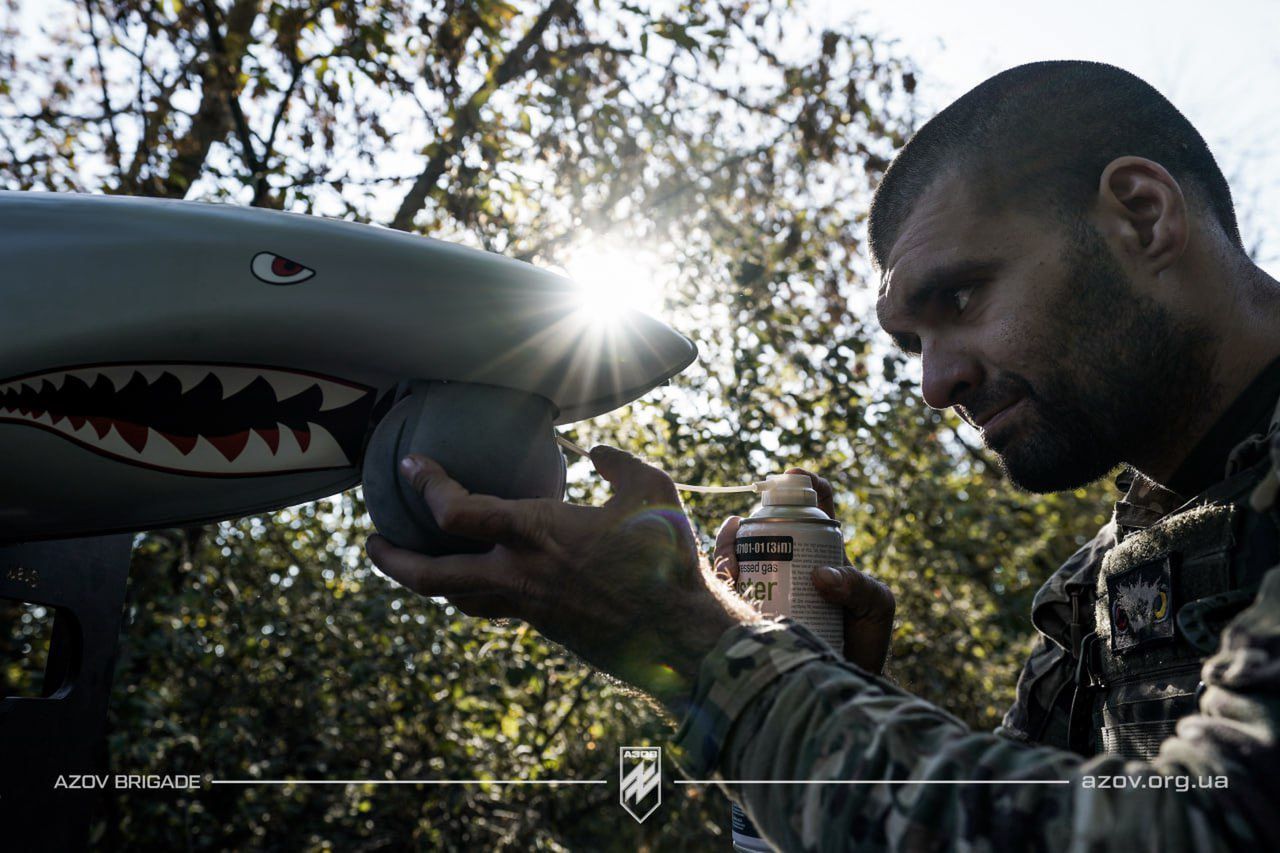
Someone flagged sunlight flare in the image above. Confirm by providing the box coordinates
[563,245,668,322]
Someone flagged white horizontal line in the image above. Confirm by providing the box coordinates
[210,779,607,786]
[676,779,1071,785]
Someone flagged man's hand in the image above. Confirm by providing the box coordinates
[713,468,895,674]
[366,445,759,715]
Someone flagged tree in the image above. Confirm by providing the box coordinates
[1,0,1110,848]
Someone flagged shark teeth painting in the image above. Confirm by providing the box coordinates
[0,363,373,475]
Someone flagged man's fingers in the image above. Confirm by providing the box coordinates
[443,592,516,620]
[783,467,838,520]
[713,515,742,584]
[783,468,852,564]
[590,445,680,509]
[367,533,510,599]
[400,454,547,546]
[812,564,895,671]
[369,536,519,618]
[812,564,895,620]
[713,516,741,584]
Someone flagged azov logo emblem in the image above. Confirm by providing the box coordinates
[619,746,662,823]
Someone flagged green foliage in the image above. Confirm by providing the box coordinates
[1,0,1113,848]
[97,504,728,850]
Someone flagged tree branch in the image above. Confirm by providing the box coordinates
[259,49,339,183]
[147,2,255,199]
[534,672,591,755]
[390,0,575,231]
[82,0,121,168]
[124,57,199,193]
[514,125,797,262]
[198,0,270,205]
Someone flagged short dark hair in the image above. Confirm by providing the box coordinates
[867,61,1241,272]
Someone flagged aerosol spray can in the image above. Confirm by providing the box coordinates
[730,473,845,853]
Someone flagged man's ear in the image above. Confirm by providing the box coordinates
[1097,156,1189,273]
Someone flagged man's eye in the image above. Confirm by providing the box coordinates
[952,285,975,313]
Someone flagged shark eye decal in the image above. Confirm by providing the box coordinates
[252,252,315,285]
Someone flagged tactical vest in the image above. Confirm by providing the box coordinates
[1067,401,1280,760]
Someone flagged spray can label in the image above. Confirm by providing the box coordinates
[734,523,844,650]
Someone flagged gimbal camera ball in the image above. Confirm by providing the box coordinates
[361,381,566,555]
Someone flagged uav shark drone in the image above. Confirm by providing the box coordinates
[0,192,696,544]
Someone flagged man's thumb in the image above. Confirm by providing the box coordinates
[814,565,895,622]
[813,564,847,597]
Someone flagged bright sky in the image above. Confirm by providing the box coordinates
[814,0,1280,277]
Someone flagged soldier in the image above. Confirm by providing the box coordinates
[369,61,1280,849]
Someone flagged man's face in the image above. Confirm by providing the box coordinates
[875,174,1211,493]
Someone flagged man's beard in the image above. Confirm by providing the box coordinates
[964,220,1215,494]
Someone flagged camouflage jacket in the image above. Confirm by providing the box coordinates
[672,384,1280,849]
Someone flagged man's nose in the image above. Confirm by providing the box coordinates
[920,338,983,411]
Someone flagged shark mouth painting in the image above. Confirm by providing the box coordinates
[0,363,376,476]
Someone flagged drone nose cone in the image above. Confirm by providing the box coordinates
[0,191,696,541]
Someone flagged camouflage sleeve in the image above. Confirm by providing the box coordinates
[671,566,1280,851]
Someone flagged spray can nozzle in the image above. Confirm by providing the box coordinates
[756,473,818,506]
